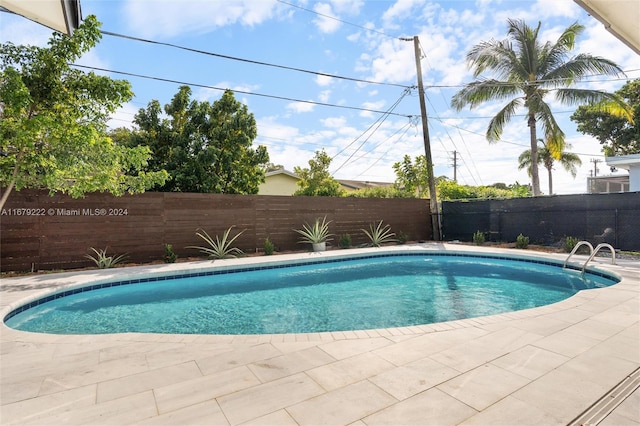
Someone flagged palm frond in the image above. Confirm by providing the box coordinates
[555,89,633,122]
[545,55,625,86]
[539,22,584,76]
[486,98,523,142]
[451,80,520,111]
[467,39,522,80]
[533,99,564,143]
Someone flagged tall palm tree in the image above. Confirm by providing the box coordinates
[451,19,629,196]
[518,139,582,195]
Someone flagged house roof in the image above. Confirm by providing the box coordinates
[264,169,393,190]
[606,154,640,170]
[337,179,394,190]
[265,169,299,179]
[574,0,640,54]
[0,0,82,35]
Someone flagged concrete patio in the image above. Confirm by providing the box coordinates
[1,244,638,425]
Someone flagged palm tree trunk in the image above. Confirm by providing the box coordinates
[547,166,553,195]
[528,114,541,196]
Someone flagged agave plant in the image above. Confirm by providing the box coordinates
[188,227,245,259]
[362,220,396,247]
[85,247,128,269]
[294,216,333,244]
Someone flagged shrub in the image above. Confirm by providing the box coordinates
[396,230,408,244]
[472,231,485,245]
[362,220,396,247]
[564,236,579,253]
[163,243,177,263]
[515,233,529,249]
[338,234,352,249]
[85,247,127,269]
[264,237,275,255]
[188,226,245,259]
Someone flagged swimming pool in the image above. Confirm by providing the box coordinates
[4,251,618,335]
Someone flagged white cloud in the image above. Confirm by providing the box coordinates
[532,0,579,19]
[107,102,139,129]
[359,100,386,118]
[382,0,425,27]
[123,0,279,38]
[286,101,316,113]
[313,3,342,33]
[330,0,364,15]
[0,16,52,45]
[367,39,416,84]
[316,74,335,86]
[321,116,347,128]
[318,90,331,102]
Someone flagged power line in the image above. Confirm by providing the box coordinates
[70,63,416,118]
[275,0,398,40]
[100,30,411,89]
[351,121,414,179]
[331,89,410,175]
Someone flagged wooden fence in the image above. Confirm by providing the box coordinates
[0,190,431,272]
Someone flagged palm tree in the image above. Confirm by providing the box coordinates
[518,139,582,195]
[451,19,629,196]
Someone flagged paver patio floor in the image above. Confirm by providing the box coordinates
[1,244,638,425]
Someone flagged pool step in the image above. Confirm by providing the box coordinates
[568,366,640,425]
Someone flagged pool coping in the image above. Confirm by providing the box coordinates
[1,243,638,425]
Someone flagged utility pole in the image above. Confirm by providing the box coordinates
[591,158,601,177]
[451,150,458,182]
[403,35,440,241]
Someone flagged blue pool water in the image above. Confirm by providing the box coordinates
[4,254,617,335]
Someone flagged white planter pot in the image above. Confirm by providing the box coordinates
[312,242,326,252]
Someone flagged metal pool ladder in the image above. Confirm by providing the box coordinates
[563,241,617,275]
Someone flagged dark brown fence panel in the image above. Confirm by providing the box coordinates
[441,192,640,250]
[1,190,431,272]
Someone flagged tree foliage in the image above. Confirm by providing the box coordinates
[518,139,581,195]
[392,155,430,197]
[571,79,640,156]
[294,149,344,196]
[127,86,269,194]
[451,19,628,196]
[347,186,413,198]
[437,179,531,200]
[0,15,166,209]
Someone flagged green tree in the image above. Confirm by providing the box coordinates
[347,186,413,198]
[0,16,166,209]
[294,149,344,196]
[571,79,640,156]
[130,86,269,194]
[451,19,628,196]
[392,155,430,197]
[437,179,531,200]
[518,139,582,195]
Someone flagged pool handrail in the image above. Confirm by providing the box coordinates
[581,243,617,276]
[563,241,594,268]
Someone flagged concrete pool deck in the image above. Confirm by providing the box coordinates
[1,243,638,425]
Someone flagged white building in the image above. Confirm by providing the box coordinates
[606,154,640,192]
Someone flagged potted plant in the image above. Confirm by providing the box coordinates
[294,216,333,252]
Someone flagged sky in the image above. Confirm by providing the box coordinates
[1,0,639,194]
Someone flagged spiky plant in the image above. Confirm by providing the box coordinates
[188,227,245,259]
[294,216,333,244]
[85,247,128,269]
[362,220,396,247]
